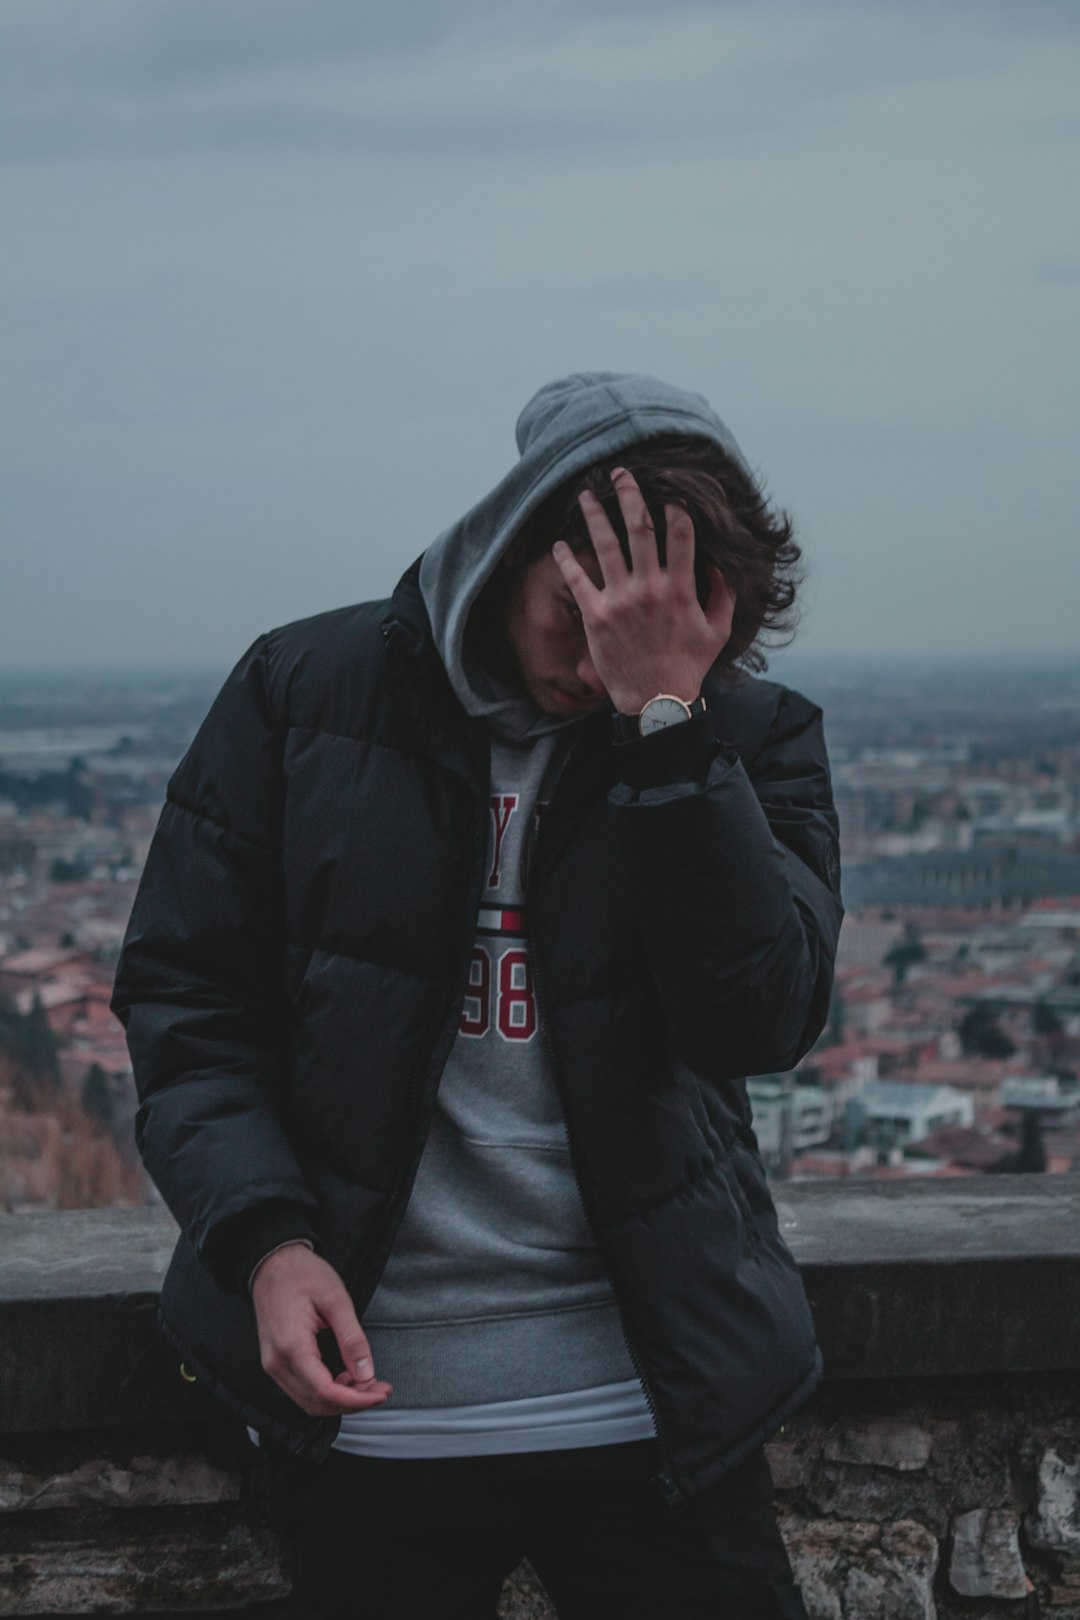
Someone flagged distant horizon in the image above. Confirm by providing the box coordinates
[1,648,1079,683]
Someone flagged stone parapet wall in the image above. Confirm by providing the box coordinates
[0,1423,285,1616]
[774,1371,1080,1618]
[3,1375,1080,1617]
[6,1373,1080,1613]
[2,1178,1079,1617]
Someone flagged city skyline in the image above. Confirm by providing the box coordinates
[3,655,1079,1208]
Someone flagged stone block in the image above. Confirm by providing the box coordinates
[0,1455,242,1512]
[803,1470,939,1536]
[0,1517,286,1614]
[948,1507,1027,1599]
[1028,1449,1080,1556]
[782,1515,939,1620]
[498,1559,556,1619]
[823,1420,933,1472]
[767,1438,808,1492]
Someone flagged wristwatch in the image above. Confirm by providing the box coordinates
[611,692,707,742]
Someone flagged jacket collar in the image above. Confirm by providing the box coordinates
[379,557,490,793]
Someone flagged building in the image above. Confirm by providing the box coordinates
[855,1081,974,1151]
[746,1077,835,1173]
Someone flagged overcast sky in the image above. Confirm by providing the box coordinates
[3,0,1078,672]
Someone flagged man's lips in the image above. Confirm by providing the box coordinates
[550,684,607,712]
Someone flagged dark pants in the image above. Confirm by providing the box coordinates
[268,1438,809,1619]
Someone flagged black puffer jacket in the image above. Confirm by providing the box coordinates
[111,554,843,1511]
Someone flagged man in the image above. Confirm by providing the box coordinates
[112,371,843,1617]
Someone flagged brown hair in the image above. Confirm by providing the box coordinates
[503,432,803,677]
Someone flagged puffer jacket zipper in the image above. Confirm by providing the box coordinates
[344,794,488,1315]
[527,816,688,1517]
[342,625,490,1316]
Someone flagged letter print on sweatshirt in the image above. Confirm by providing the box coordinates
[460,794,547,1043]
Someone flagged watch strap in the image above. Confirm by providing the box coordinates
[611,693,707,743]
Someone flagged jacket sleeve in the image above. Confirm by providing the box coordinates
[608,685,844,1080]
[110,633,318,1291]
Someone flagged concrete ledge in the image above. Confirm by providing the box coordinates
[2,1175,1080,1434]
[0,1210,203,1435]
[781,1173,1080,1379]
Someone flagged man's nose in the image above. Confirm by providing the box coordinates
[575,647,608,698]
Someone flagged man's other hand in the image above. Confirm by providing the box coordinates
[251,1243,393,1417]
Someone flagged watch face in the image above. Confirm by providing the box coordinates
[639,696,691,735]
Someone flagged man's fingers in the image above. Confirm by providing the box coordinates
[252,1249,394,1416]
[318,1286,378,1383]
[273,1343,392,1416]
[609,467,660,578]
[335,1367,395,1399]
[264,1340,392,1415]
[575,490,628,589]
[703,564,737,638]
[576,476,691,592]
[663,502,697,593]
[552,540,601,612]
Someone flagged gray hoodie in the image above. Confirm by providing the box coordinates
[417,370,750,742]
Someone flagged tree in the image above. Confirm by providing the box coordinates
[0,991,62,1109]
[884,922,926,987]
[1011,1111,1047,1174]
[81,1063,116,1133]
[1032,1001,1063,1037]
[958,1002,1016,1060]
[820,979,845,1048]
[884,939,926,986]
[23,993,61,1086]
[50,1085,147,1208]
[50,857,89,884]
[3,993,62,1088]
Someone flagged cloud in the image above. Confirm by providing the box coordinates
[1,0,1078,663]
[2,0,1075,161]
[1034,258,1080,285]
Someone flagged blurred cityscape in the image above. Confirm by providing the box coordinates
[2,656,1079,1211]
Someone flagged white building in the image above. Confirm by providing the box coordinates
[747,1080,835,1170]
[1001,1074,1079,1116]
[857,1081,974,1149]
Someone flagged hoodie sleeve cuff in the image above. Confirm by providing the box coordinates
[611,709,716,790]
